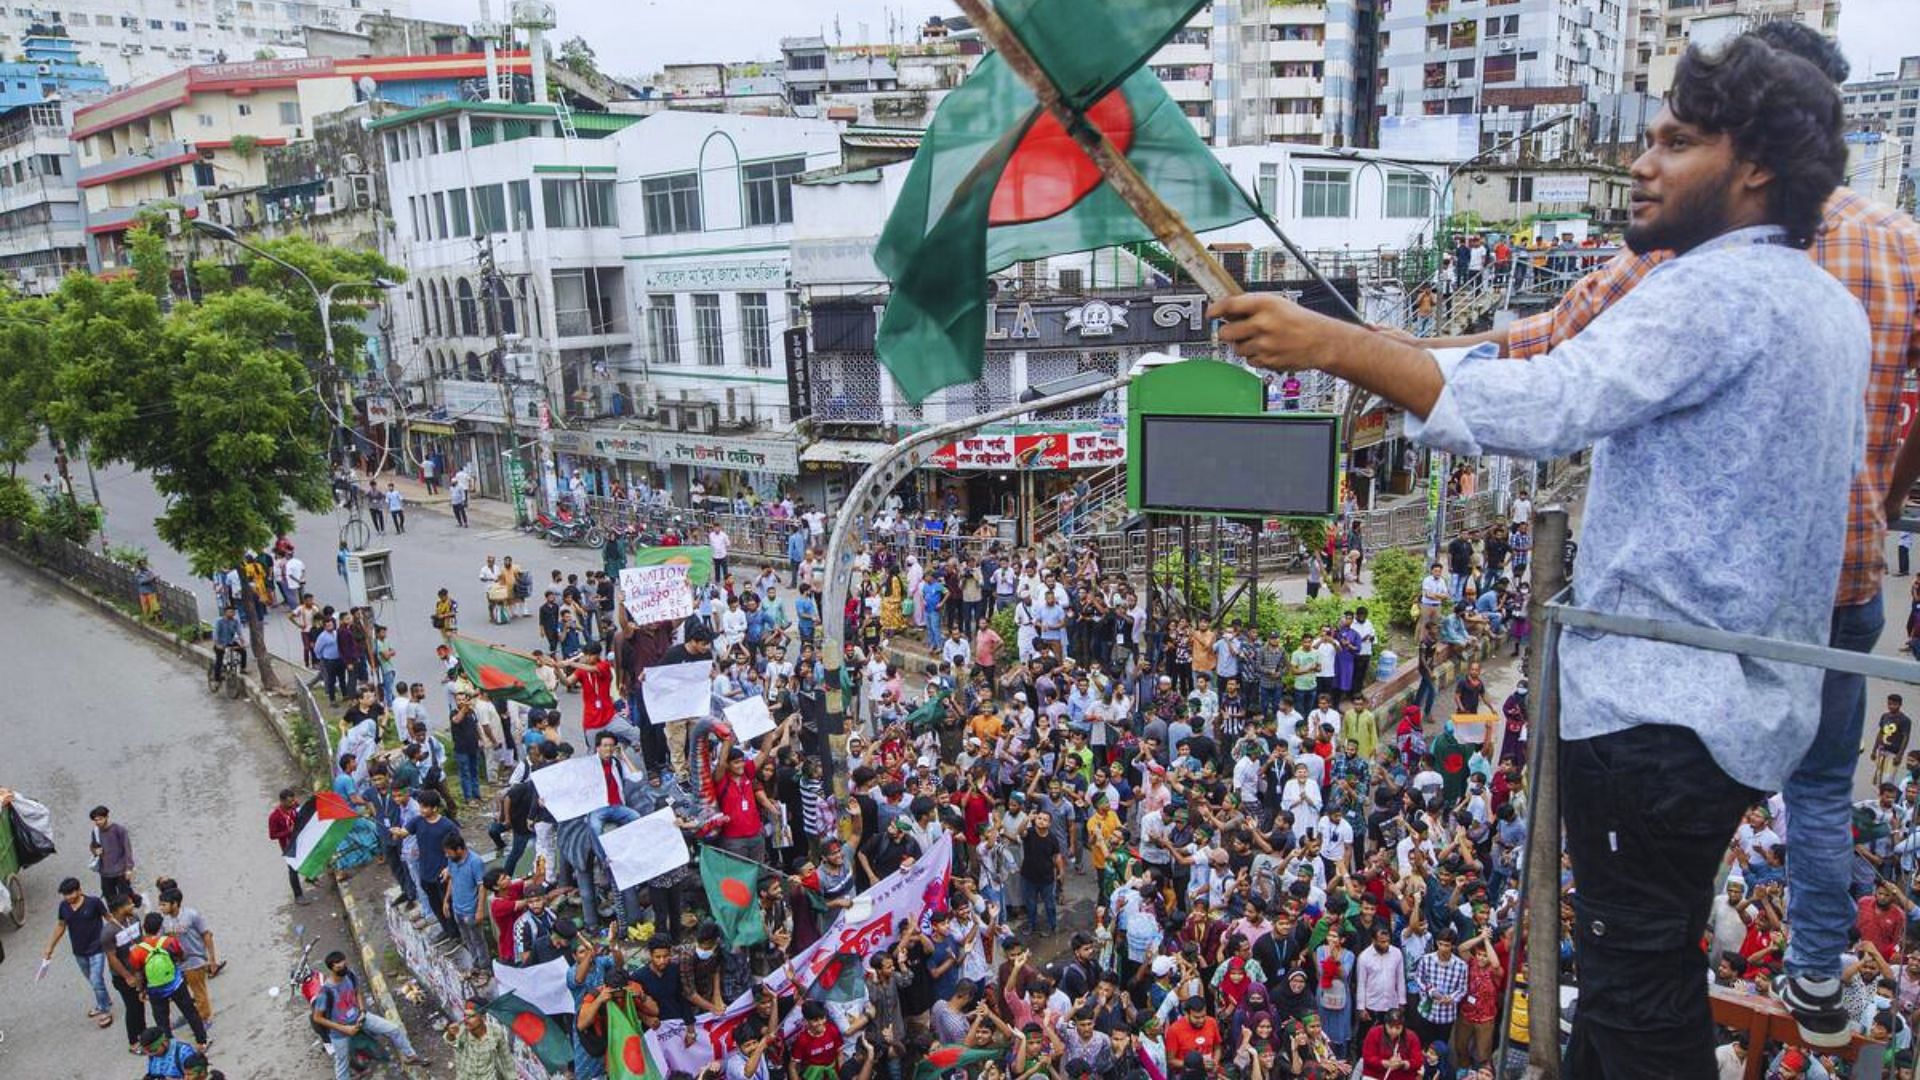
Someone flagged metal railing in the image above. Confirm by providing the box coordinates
[0,521,201,631]
[1030,464,1125,540]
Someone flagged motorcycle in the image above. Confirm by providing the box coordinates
[544,508,605,549]
[288,927,389,1076]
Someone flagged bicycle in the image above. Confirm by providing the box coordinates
[206,645,246,700]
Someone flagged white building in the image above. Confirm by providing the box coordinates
[1627,0,1839,95]
[1845,56,1920,199]
[0,99,87,292]
[1846,130,1909,210]
[2,0,410,87]
[1149,1,1377,148]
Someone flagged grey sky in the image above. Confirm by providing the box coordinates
[412,0,1916,84]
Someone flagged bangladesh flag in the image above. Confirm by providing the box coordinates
[1431,728,1468,804]
[915,1044,1002,1080]
[451,635,557,708]
[283,790,356,878]
[608,999,661,1080]
[807,951,868,1004]
[632,545,713,588]
[874,0,1253,403]
[904,690,951,731]
[486,991,573,1073]
[698,845,765,948]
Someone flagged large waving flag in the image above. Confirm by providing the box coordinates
[451,635,557,708]
[698,845,766,948]
[284,791,356,878]
[486,991,573,1072]
[609,999,663,1080]
[875,0,1253,402]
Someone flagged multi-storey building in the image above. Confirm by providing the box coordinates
[0,99,87,290]
[1625,0,1839,94]
[1377,0,1625,157]
[1148,1,1379,148]
[73,51,530,270]
[0,31,108,106]
[1845,56,1920,195]
[0,0,414,86]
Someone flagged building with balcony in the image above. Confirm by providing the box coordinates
[1378,0,1625,158]
[1447,160,1633,232]
[0,0,413,87]
[73,51,531,273]
[0,99,88,292]
[1625,0,1838,95]
[1147,0,1380,148]
[373,97,639,501]
[1845,56,1920,203]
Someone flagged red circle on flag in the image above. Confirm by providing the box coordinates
[988,89,1135,227]
[1443,753,1465,773]
[477,664,519,691]
[720,878,753,907]
[929,1047,962,1069]
[623,1035,649,1074]
[511,1012,548,1045]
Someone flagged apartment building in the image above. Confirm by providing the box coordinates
[1625,0,1839,94]
[0,0,413,87]
[1845,56,1920,192]
[0,98,86,289]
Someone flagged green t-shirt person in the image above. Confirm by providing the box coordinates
[1291,646,1320,691]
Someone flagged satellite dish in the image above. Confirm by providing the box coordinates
[357,75,378,100]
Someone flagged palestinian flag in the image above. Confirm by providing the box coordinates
[904,690,951,732]
[915,1044,1002,1080]
[807,951,868,1004]
[486,991,573,1073]
[451,635,557,708]
[698,845,766,948]
[874,0,1253,403]
[608,999,661,1080]
[632,545,714,588]
[284,790,356,878]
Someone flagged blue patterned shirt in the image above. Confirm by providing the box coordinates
[1407,225,1870,791]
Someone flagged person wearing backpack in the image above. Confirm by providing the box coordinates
[138,1025,206,1079]
[311,949,430,1079]
[129,912,209,1052]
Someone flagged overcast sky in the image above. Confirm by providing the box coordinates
[412,0,1919,83]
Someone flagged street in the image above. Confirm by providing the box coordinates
[0,555,363,1077]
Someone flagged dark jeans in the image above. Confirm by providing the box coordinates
[384,842,417,902]
[391,509,406,533]
[369,506,385,533]
[421,878,458,938]
[1562,723,1756,1079]
[114,978,147,1046]
[454,748,484,800]
[100,872,131,905]
[150,985,209,1044]
[319,657,345,703]
[452,502,469,527]
[287,865,306,901]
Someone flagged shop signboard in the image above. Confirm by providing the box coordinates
[1066,431,1126,468]
[928,430,1126,471]
[505,456,529,522]
[654,433,799,476]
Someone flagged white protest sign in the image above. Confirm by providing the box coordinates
[529,755,610,823]
[643,659,714,723]
[620,565,694,626]
[723,695,777,744]
[599,807,691,890]
[491,955,575,1015]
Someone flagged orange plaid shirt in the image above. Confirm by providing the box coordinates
[1507,189,1920,606]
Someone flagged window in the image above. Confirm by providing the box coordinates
[236,103,252,116]
[1455,58,1475,78]
[692,294,724,366]
[447,188,471,237]
[1484,53,1517,83]
[508,180,532,231]
[37,154,60,177]
[442,118,461,151]
[431,191,448,238]
[1256,162,1279,213]
[1384,172,1432,218]
[192,161,214,186]
[172,20,187,30]
[648,296,681,364]
[541,178,618,228]
[278,101,300,125]
[553,270,591,337]
[472,184,507,234]
[1506,176,1534,202]
[408,195,422,241]
[642,172,702,234]
[743,157,806,226]
[1168,27,1208,46]
[197,113,214,127]
[427,123,439,154]
[740,293,772,368]
[1300,169,1351,218]
[384,131,400,161]
[456,278,478,336]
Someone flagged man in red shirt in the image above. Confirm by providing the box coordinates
[785,1001,845,1080]
[1359,1008,1422,1080]
[1857,879,1910,961]
[594,732,636,808]
[1162,996,1222,1069]
[485,870,529,963]
[267,788,311,905]
[713,740,775,865]
[552,641,615,736]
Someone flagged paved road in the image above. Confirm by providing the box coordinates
[0,555,368,1077]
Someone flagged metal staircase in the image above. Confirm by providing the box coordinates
[1031,464,1128,542]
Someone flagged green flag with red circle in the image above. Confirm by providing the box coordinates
[485,991,573,1072]
[608,997,661,1080]
[806,951,869,1004]
[698,844,765,948]
[451,635,557,708]
[915,1044,1003,1080]
[874,0,1255,404]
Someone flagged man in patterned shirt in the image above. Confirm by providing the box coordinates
[1211,33,1866,1073]
[1407,22,1920,1050]
[1411,930,1466,1052]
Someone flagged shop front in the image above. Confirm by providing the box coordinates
[919,425,1128,543]
[561,427,803,509]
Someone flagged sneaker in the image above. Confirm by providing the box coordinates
[1777,974,1850,1048]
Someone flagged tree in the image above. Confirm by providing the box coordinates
[557,35,598,77]
[0,290,58,473]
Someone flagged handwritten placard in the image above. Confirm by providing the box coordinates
[620,564,694,626]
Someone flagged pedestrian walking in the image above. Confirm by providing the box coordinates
[421,455,439,496]
[45,876,116,1028]
[386,483,406,534]
[450,472,470,528]
[366,479,385,534]
[89,805,135,905]
[156,884,224,1023]
[128,912,209,1051]
[267,788,314,905]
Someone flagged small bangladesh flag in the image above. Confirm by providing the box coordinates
[450,635,557,708]
[631,545,714,588]
[1431,728,1468,802]
[486,991,573,1073]
[915,1044,1002,1080]
[874,0,1253,403]
[284,790,356,878]
[698,845,765,948]
[608,998,662,1080]
[807,951,867,1004]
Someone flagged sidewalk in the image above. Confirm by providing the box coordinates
[374,473,522,532]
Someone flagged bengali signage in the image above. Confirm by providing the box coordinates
[581,429,801,475]
[195,56,336,81]
[436,379,508,424]
[642,262,787,292]
[928,430,1125,471]
[1529,174,1592,204]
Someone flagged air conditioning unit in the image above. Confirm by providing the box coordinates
[340,152,364,174]
[349,174,375,209]
[313,191,336,216]
[654,401,682,431]
[681,402,719,434]
[1498,40,1515,51]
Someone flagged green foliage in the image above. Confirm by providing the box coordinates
[1157,549,1367,646]
[228,134,261,159]
[127,222,172,299]
[195,234,404,378]
[1368,548,1425,631]
[0,291,56,466]
[989,603,1019,669]
[36,493,100,544]
[558,35,598,76]
[0,474,35,525]
[107,542,148,567]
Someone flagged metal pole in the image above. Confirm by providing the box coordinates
[1521,505,1571,1078]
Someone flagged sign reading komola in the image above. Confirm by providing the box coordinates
[619,564,694,625]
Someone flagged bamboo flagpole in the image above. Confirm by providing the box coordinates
[952,0,1243,303]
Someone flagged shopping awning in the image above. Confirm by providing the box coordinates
[800,438,890,466]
